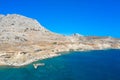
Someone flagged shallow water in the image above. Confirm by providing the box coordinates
[0,49,120,80]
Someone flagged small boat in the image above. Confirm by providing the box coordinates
[33,63,45,69]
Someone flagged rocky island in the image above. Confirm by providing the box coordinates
[0,14,120,66]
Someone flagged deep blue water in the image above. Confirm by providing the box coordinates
[0,49,120,80]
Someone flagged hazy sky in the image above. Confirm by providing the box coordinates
[0,0,120,38]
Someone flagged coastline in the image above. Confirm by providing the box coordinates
[0,14,120,67]
[1,48,120,67]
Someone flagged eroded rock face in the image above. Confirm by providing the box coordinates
[0,14,55,43]
[0,14,46,31]
[0,14,120,66]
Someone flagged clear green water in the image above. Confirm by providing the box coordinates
[0,49,120,80]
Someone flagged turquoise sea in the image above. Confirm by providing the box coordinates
[0,49,120,80]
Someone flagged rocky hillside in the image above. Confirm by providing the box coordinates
[0,14,68,50]
[0,14,68,43]
[0,14,120,66]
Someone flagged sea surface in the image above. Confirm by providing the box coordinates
[0,49,120,80]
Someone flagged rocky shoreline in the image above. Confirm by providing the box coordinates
[0,14,120,67]
[0,44,120,67]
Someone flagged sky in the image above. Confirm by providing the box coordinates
[0,0,120,38]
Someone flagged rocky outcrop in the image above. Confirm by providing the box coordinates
[0,14,120,66]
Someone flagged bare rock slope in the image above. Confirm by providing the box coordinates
[0,14,120,66]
